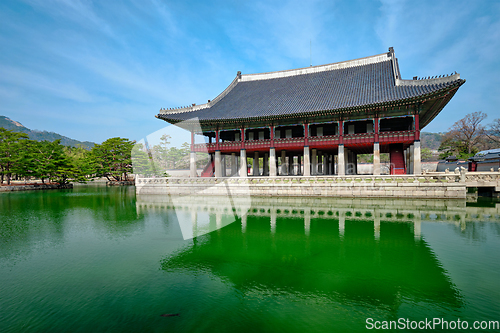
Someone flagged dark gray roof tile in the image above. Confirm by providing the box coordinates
[158,51,464,123]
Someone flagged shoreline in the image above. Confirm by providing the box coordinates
[0,183,73,192]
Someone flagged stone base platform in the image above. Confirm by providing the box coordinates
[0,183,73,192]
[136,175,467,199]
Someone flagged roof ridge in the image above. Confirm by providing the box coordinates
[240,51,392,82]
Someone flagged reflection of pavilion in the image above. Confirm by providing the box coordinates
[155,196,465,310]
[136,195,500,239]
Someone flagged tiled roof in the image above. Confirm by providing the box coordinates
[158,49,464,123]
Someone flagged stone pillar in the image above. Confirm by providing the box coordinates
[281,150,287,175]
[214,150,222,177]
[338,145,345,176]
[322,153,327,175]
[413,141,421,175]
[222,154,227,177]
[406,148,411,174]
[311,149,317,175]
[317,151,323,174]
[263,153,269,176]
[231,153,237,176]
[409,144,414,175]
[328,154,333,175]
[373,143,380,175]
[190,151,197,177]
[239,149,247,178]
[269,148,277,177]
[253,152,259,176]
[353,152,358,175]
[289,154,294,175]
[303,146,311,176]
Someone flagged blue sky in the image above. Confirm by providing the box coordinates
[0,0,499,144]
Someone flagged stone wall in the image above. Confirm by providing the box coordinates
[136,175,467,199]
[0,184,73,192]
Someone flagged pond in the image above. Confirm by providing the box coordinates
[1,186,500,332]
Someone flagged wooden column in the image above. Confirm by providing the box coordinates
[270,124,275,146]
[414,106,421,175]
[338,119,344,144]
[241,127,245,149]
[303,122,310,176]
[373,115,380,176]
[215,128,220,150]
[304,122,309,146]
[414,109,420,141]
[373,143,380,175]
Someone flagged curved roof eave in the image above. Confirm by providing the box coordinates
[158,79,465,127]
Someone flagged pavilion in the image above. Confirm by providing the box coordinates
[156,48,464,177]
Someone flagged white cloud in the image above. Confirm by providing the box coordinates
[0,65,95,103]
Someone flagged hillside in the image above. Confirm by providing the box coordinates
[420,132,445,151]
[0,116,95,149]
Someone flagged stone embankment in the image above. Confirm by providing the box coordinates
[0,183,73,192]
[136,175,472,199]
[106,181,135,186]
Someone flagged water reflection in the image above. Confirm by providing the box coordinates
[0,186,144,262]
[135,196,500,314]
[1,188,499,332]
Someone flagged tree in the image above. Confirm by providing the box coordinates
[486,118,500,145]
[90,137,134,181]
[0,128,29,184]
[438,112,487,159]
[152,134,171,169]
[131,143,158,177]
[421,148,433,161]
[64,145,94,178]
[18,139,81,184]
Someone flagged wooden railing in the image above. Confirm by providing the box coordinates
[379,130,415,143]
[192,130,419,152]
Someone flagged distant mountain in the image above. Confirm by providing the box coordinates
[0,116,95,149]
[420,132,445,151]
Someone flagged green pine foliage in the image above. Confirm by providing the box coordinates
[1,127,136,185]
[131,143,159,177]
[90,137,135,181]
[0,128,29,184]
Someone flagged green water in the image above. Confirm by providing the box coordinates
[1,186,500,332]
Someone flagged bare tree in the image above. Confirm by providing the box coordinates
[487,118,500,145]
[439,111,487,159]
